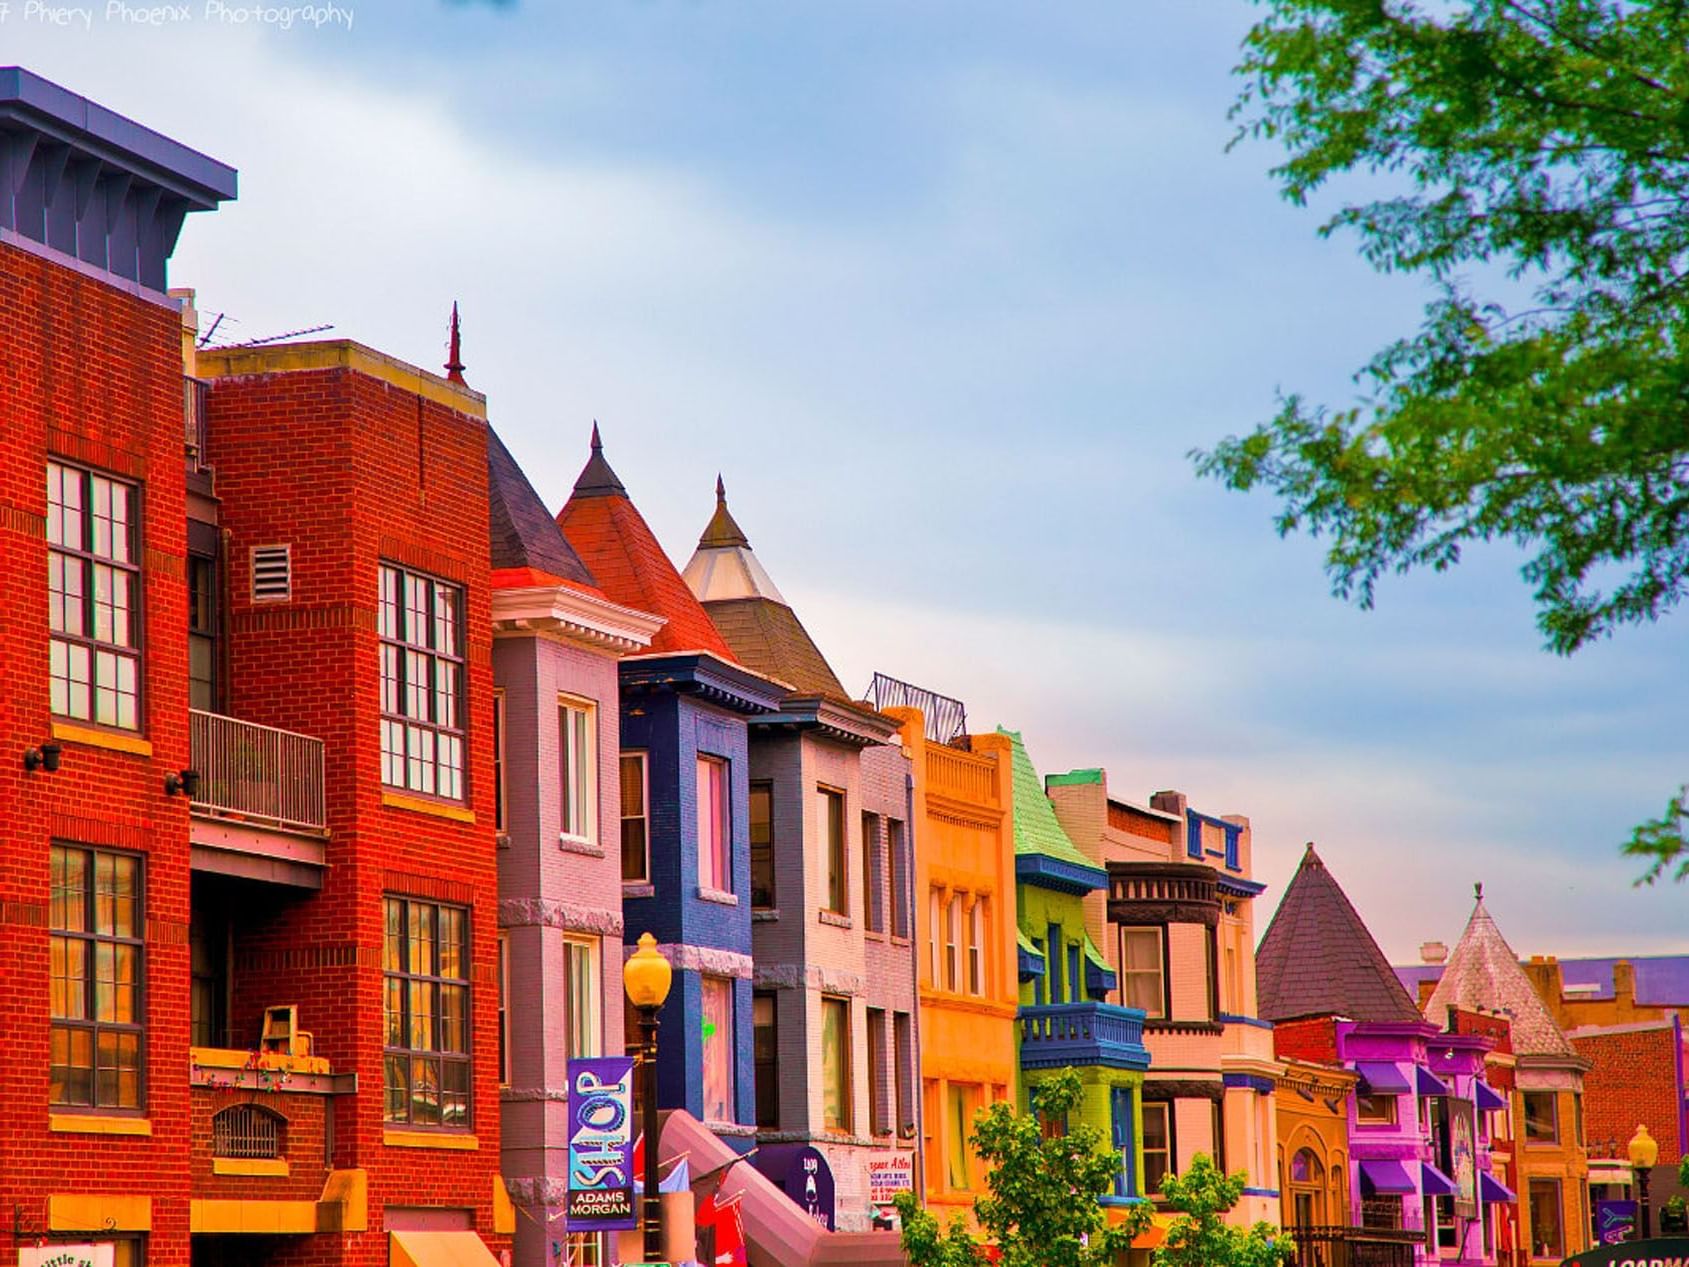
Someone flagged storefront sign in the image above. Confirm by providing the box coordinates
[1447,1098,1477,1219]
[867,1153,915,1207]
[19,1247,114,1267]
[1596,1201,1639,1245]
[566,1055,637,1231]
[751,1143,835,1231]
[1560,1237,1689,1266]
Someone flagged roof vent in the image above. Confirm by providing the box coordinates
[1420,941,1448,965]
[251,545,292,602]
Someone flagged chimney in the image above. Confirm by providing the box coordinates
[1150,790,1187,817]
[1421,941,1448,965]
[1614,961,1637,1010]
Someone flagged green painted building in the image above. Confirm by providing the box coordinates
[1002,728,1152,1206]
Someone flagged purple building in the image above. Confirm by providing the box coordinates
[1260,847,1508,1266]
[487,430,664,1267]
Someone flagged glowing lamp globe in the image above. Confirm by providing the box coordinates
[1629,1124,1659,1170]
[623,932,672,1010]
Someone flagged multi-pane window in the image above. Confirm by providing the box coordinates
[48,462,141,730]
[188,550,220,713]
[559,698,596,842]
[379,564,465,799]
[50,845,143,1109]
[1522,1091,1558,1142]
[1356,1091,1397,1125]
[822,787,847,915]
[701,975,734,1122]
[492,691,507,836]
[749,781,774,908]
[862,813,884,933]
[383,897,471,1128]
[620,753,648,882]
[753,991,779,1128]
[1142,1102,1172,1196]
[888,820,910,938]
[697,756,731,893]
[564,937,601,1059]
[1119,927,1165,1018]
[822,995,852,1132]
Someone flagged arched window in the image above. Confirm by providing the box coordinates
[212,1104,285,1159]
[1291,1147,1324,1185]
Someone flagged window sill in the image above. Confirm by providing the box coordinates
[818,910,852,928]
[50,1112,152,1136]
[698,886,739,907]
[623,882,655,900]
[382,790,475,824]
[751,909,780,923]
[558,836,605,858]
[864,929,888,941]
[213,1157,289,1177]
[51,720,152,757]
[384,1128,479,1151]
[890,934,912,946]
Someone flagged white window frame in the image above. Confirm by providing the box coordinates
[1119,926,1166,1019]
[620,751,649,883]
[563,935,601,1059]
[967,898,985,996]
[558,695,597,845]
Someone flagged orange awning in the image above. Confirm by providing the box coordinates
[389,1231,501,1267]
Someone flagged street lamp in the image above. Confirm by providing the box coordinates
[624,932,673,1263]
[1629,1124,1659,1240]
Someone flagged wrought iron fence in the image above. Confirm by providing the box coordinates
[1288,1226,1422,1267]
[190,709,327,835]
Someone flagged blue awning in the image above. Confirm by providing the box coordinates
[1416,1066,1452,1097]
[1421,1163,1457,1197]
[1474,1081,1507,1112]
[1354,1062,1411,1094]
[1359,1159,1416,1195]
[1479,1171,1516,1204]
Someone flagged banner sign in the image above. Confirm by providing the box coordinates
[867,1153,915,1207]
[1595,1201,1639,1245]
[1560,1236,1689,1266]
[1447,1098,1477,1219]
[20,1248,114,1267]
[566,1055,638,1231]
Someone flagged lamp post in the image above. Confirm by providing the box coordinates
[1629,1124,1659,1241]
[623,932,673,1264]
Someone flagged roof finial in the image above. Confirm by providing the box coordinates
[444,302,466,385]
[591,421,602,451]
[698,472,750,549]
[716,474,726,505]
[571,421,625,498]
[1475,881,1484,903]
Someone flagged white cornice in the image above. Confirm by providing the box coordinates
[491,584,665,653]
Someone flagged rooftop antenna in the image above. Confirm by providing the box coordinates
[231,323,334,348]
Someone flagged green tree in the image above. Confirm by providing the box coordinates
[1153,1154,1294,1267]
[892,1068,1152,1267]
[1193,0,1689,879]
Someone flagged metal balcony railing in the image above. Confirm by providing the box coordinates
[1287,1226,1422,1267]
[1019,1001,1148,1070]
[190,709,327,835]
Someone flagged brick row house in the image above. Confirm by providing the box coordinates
[2,67,510,1267]
[681,484,920,1230]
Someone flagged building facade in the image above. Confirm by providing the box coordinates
[486,429,663,1267]
[872,687,1017,1228]
[1003,731,1150,1215]
[681,484,920,1229]
[1046,770,1281,1226]
[4,67,510,1267]
[557,434,785,1143]
[1422,891,1591,1262]
[1274,1057,1358,1241]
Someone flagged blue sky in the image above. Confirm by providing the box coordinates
[12,0,1687,961]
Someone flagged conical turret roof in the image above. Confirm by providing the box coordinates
[1257,844,1425,1025]
[1424,888,1577,1057]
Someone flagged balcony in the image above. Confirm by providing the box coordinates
[189,710,328,887]
[926,744,1000,808]
[1019,1002,1149,1071]
[1286,1226,1421,1267]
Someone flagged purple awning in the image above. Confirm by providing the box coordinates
[1421,1163,1457,1197]
[1474,1081,1507,1112]
[1354,1062,1411,1094]
[1415,1065,1452,1097]
[1359,1159,1417,1194]
[1479,1171,1516,1204]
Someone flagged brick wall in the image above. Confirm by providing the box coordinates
[1574,1023,1683,1162]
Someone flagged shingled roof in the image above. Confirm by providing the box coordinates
[1257,844,1425,1025]
[555,428,738,661]
[1424,889,1577,1057]
[682,479,843,697]
[487,427,599,588]
[1000,727,1104,882]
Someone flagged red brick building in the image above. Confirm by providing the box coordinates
[1,68,510,1267]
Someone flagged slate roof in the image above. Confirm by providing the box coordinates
[683,480,845,697]
[1000,728,1105,876]
[555,429,738,661]
[1257,844,1426,1025]
[487,427,599,588]
[1423,892,1578,1057]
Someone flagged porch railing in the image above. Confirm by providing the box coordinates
[190,709,327,835]
[1287,1226,1422,1267]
